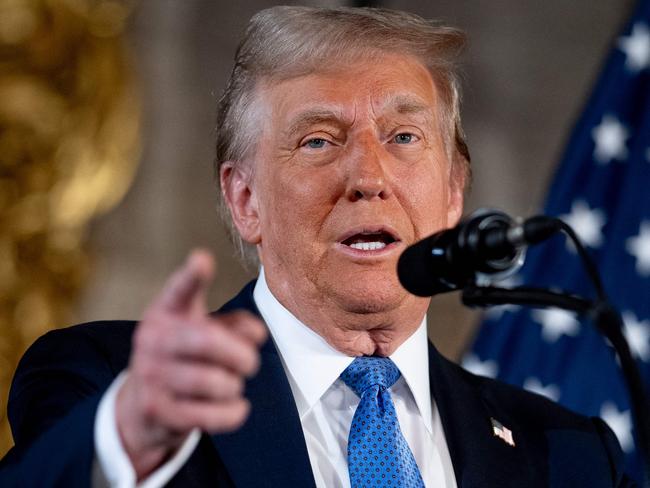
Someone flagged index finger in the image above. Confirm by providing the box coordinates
[156,249,215,314]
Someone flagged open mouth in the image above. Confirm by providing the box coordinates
[340,229,399,251]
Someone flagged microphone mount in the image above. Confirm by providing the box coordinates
[397,208,650,486]
[397,209,561,297]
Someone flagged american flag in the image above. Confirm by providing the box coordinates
[465,0,650,482]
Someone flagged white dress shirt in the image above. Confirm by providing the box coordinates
[94,269,457,487]
[254,268,457,488]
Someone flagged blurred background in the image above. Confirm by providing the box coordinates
[0,0,635,456]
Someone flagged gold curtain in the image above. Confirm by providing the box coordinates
[0,0,140,456]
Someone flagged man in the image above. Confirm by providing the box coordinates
[0,6,635,487]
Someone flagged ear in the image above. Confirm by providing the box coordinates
[220,162,261,244]
[446,161,466,227]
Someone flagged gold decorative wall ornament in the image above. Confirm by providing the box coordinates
[0,0,140,456]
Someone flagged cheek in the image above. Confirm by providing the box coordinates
[261,168,340,245]
[395,164,450,237]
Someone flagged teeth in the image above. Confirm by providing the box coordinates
[349,241,387,251]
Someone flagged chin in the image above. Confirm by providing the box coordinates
[327,270,406,314]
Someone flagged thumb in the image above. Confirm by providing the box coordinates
[156,249,215,314]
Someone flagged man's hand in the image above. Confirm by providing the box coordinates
[115,250,267,480]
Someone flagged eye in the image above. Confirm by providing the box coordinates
[393,133,415,144]
[304,138,327,149]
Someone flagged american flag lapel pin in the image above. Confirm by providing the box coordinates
[490,418,515,447]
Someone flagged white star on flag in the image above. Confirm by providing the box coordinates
[618,22,650,72]
[622,311,650,362]
[532,308,581,342]
[601,402,634,453]
[462,354,498,378]
[591,114,629,164]
[523,377,560,402]
[561,200,606,250]
[626,220,650,276]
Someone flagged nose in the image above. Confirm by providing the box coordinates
[345,139,392,202]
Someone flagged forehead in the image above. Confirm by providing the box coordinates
[258,53,439,124]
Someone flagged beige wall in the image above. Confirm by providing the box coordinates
[73,0,633,360]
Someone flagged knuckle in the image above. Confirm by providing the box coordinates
[180,323,210,354]
[232,310,256,324]
[250,327,267,345]
[210,401,250,432]
[140,395,160,421]
[134,315,171,355]
[162,401,201,433]
[183,370,204,392]
[177,409,200,431]
[132,324,150,353]
[242,349,260,376]
[255,322,269,340]
[215,370,244,397]
[231,376,245,396]
[228,401,251,428]
[137,360,160,384]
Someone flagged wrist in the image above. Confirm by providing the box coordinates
[115,378,186,480]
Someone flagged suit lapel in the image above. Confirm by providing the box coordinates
[210,282,317,488]
[428,343,540,488]
[210,283,538,487]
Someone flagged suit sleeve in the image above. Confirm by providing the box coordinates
[0,324,123,487]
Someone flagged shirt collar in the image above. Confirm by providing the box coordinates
[389,316,433,434]
[253,267,433,434]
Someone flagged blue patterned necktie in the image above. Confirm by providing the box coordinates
[340,356,425,487]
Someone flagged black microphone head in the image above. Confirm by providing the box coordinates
[397,209,523,297]
[397,233,459,297]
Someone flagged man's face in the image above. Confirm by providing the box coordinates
[241,53,463,318]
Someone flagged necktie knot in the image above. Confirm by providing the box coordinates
[340,356,401,396]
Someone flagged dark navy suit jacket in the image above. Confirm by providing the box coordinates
[0,281,636,487]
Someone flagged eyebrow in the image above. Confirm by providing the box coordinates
[381,94,436,124]
[285,109,350,139]
[284,95,436,138]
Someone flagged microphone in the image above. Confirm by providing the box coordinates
[397,209,560,297]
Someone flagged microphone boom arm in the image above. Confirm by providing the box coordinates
[398,209,650,484]
[462,285,650,487]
